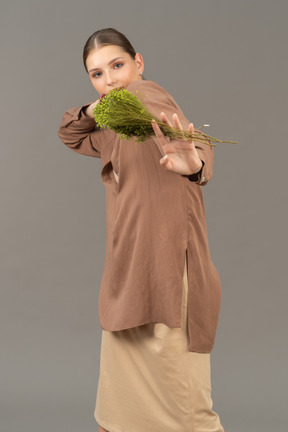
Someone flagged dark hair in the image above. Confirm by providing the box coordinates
[83,28,137,72]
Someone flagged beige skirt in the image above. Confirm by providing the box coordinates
[94,249,225,432]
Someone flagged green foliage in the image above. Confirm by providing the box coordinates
[93,88,157,142]
[93,87,237,146]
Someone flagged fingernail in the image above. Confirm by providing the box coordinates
[162,155,168,162]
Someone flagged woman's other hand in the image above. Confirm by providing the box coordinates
[84,99,100,118]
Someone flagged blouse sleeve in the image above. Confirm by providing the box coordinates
[126,80,214,186]
[58,104,102,158]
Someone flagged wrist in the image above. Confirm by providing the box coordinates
[190,160,203,176]
[187,160,204,177]
[184,160,204,182]
[84,100,98,118]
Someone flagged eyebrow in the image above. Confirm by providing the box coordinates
[88,57,124,74]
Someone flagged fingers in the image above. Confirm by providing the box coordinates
[160,154,173,171]
[160,112,173,128]
[172,113,183,130]
[151,119,167,157]
[188,122,196,145]
[151,124,171,169]
[160,112,184,131]
[151,119,165,141]
[160,154,168,165]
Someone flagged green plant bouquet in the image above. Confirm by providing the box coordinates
[93,87,237,147]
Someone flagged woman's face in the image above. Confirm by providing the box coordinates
[86,44,144,96]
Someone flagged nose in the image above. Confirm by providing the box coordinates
[106,71,116,87]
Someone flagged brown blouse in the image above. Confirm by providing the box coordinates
[58,80,222,353]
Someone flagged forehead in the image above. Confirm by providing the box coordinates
[86,45,128,70]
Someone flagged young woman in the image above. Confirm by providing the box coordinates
[58,28,226,432]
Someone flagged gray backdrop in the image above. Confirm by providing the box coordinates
[1,1,287,431]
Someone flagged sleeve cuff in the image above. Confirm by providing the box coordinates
[65,104,98,131]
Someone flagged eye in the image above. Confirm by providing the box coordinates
[114,62,123,69]
[92,71,102,78]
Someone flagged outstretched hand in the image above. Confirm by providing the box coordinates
[151,112,203,176]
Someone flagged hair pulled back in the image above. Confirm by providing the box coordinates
[83,28,137,72]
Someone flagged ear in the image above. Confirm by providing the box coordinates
[135,52,144,74]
